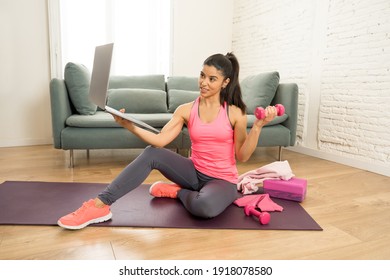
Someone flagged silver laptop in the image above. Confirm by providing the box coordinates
[89,43,160,133]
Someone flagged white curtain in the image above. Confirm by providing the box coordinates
[49,0,171,78]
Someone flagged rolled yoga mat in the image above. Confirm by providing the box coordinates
[0,181,322,230]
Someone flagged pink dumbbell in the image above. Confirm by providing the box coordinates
[244,205,271,225]
[254,104,285,120]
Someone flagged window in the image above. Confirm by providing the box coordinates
[48,0,171,78]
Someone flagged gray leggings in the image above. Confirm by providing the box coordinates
[98,146,239,218]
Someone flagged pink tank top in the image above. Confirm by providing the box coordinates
[188,97,238,184]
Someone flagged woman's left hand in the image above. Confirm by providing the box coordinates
[254,106,277,128]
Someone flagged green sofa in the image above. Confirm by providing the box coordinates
[50,63,298,167]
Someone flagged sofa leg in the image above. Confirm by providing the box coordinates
[86,149,90,158]
[69,149,74,168]
[278,146,283,161]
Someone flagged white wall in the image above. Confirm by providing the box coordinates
[0,0,233,148]
[171,0,233,76]
[0,0,52,147]
[233,0,390,176]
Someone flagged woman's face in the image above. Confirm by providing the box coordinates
[199,65,230,98]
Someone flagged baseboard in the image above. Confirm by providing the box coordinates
[287,146,390,177]
[0,138,52,148]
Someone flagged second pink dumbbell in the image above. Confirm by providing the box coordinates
[254,104,285,120]
[244,205,271,225]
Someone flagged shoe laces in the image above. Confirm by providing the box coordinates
[71,201,91,216]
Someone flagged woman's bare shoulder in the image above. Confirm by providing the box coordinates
[174,101,195,122]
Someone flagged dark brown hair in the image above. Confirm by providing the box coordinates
[203,52,246,114]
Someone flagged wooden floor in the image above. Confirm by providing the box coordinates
[0,145,389,260]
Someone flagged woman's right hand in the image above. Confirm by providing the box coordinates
[110,108,135,129]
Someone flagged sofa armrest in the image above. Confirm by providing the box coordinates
[50,78,73,148]
[271,83,298,146]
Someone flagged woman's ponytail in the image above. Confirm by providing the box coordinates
[224,53,246,114]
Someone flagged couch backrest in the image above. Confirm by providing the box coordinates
[107,75,168,113]
[63,62,170,114]
[165,73,281,115]
[166,76,199,113]
[107,75,201,113]
[106,88,168,113]
[109,75,166,91]
[62,62,282,116]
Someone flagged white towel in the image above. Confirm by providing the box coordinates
[237,160,294,194]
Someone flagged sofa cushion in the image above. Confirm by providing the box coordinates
[166,76,199,113]
[168,90,199,113]
[167,76,199,91]
[241,72,280,115]
[246,114,288,127]
[64,62,96,115]
[109,75,166,91]
[66,111,172,128]
[106,88,168,113]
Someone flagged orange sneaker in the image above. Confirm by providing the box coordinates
[149,181,182,198]
[57,199,112,230]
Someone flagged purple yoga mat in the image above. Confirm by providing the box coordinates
[0,181,322,230]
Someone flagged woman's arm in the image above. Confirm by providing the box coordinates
[111,103,191,148]
[233,106,277,162]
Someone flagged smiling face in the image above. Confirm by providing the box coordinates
[199,65,230,99]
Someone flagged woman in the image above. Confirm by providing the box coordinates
[58,53,277,230]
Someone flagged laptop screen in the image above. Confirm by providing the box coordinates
[88,43,114,109]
